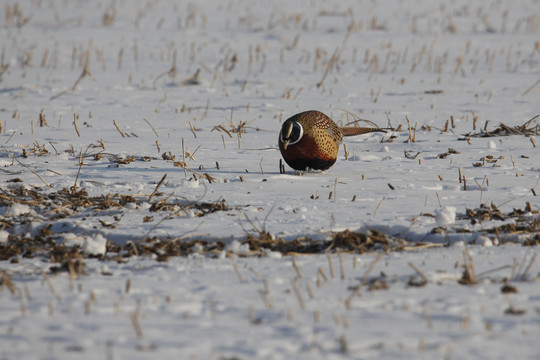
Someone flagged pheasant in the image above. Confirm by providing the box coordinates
[278,110,384,171]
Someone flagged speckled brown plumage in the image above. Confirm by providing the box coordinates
[278,110,383,171]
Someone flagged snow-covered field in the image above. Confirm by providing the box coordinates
[0,0,539,359]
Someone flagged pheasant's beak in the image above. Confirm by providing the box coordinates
[283,140,290,150]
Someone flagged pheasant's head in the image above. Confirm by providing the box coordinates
[279,119,304,150]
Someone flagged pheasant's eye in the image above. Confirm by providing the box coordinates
[280,121,304,145]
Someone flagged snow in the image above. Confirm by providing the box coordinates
[83,234,108,256]
[0,203,32,217]
[0,0,539,359]
[434,206,456,226]
[0,231,9,244]
[1,246,539,360]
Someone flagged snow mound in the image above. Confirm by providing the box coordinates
[84,234,107,256]
[0,231,9,244]
[434,206,456,226]
[0,204,32,217]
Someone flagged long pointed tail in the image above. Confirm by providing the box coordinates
[340,126,386,136]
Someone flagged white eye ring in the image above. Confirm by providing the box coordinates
[280,122,304,145]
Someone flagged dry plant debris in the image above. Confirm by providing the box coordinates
[460,202,538,233]
[0,227,419,264]
[0,187,434,262]
[0,185,231,218]
[472,155,504,167]
[219,229,424,256]
[424,202,540,245]
[459,115,539,139]
[0,183,537,263]
[437,148,460,159]
[0,184,234,261]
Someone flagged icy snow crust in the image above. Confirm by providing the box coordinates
[0,0,539,359]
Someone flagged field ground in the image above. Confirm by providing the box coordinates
[0,1,539,359]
